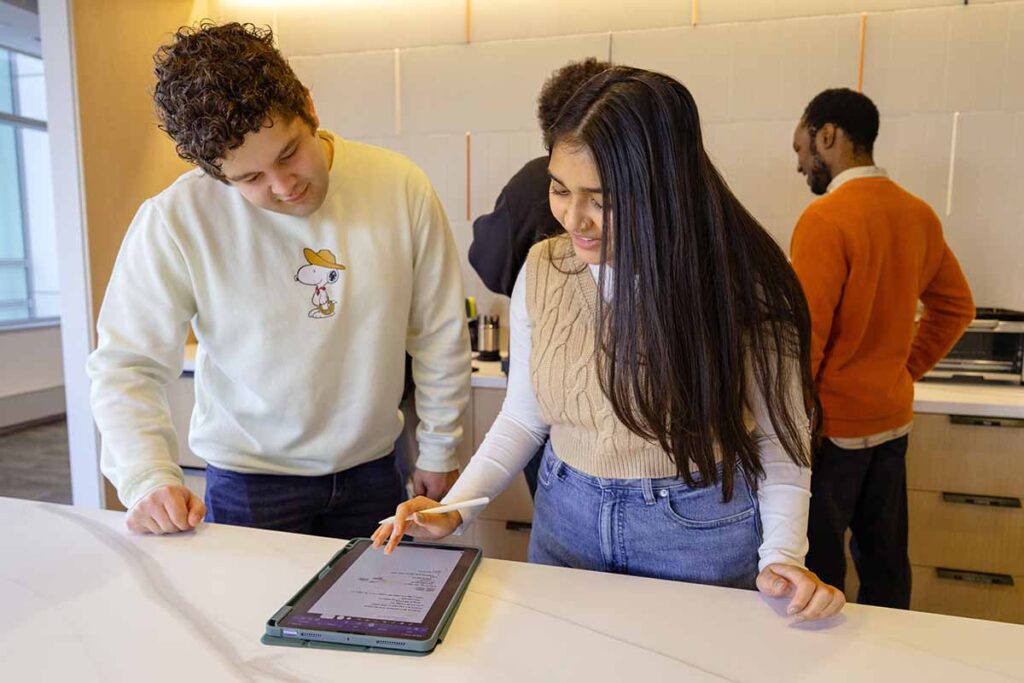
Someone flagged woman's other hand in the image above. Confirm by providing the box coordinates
[757,563,846,622]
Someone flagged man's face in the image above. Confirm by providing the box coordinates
[793,124,832,196]
[219,114,330,217]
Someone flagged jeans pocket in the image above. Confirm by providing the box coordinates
[537,446,558,491]
[657,481,756,530]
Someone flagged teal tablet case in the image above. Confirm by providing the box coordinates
[262,538,480,656]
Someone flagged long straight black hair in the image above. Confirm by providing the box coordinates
[546,67,819,499]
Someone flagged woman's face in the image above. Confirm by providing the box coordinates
[548,140,609,266]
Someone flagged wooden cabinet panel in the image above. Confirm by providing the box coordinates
[908,490,1024,576]
[910,565,1024,625]
[906,414,1024,497]
[469,387,534,525]
[471,388,506,450]
[473,518,531,562]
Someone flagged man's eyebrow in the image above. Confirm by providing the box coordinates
[226,136,301,182]
[548,171,602,194]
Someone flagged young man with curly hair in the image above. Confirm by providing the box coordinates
[87,22,471,538]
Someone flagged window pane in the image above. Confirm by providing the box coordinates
[14,52,46,121]
[0,122,26,260]
[0,48,13,115]
[0,304,30,323]
[0,264,29,302]
[20,127,57,310]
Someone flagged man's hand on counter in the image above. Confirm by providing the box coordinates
[126,485,206,535]
[756,564,846,622]
[412,468,460,500]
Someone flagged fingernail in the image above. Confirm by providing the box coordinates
[774,580,785,592]
[787,606,797,614]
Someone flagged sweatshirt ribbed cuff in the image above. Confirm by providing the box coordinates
[413,447,459,473]
[123,471,186,509]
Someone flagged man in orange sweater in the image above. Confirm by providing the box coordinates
[790,88,974,609]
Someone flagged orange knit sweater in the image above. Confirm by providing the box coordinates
[790,177,974,438]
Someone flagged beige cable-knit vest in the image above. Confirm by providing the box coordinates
[525,237,684,479]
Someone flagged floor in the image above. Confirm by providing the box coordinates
[0,419,72,504]
[0,418,208,504]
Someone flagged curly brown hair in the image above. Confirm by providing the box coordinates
[153,21,315,182]
[537,57,612,148]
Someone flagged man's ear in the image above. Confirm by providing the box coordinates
[305,91,320,129]
[818,123,837,150]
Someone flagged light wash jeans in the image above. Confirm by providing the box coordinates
[528,442,762,589]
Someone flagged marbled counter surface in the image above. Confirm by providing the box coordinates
[2,497,1022,682]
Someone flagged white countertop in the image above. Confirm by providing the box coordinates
[912,381,1024,418]
[3,497,1022,682]
[183,345,1024,417]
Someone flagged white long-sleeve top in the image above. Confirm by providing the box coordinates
[444,265,811,571]
[87,133,471,508]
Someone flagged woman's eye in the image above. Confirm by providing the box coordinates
[550,187,569,196]
[591,198,604,210]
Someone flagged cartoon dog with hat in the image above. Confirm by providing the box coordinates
[295,248,346,319]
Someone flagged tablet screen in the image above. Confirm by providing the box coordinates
[279,540,476,641]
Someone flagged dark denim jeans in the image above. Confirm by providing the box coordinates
[528,442,762,589]
[204,452,405,540]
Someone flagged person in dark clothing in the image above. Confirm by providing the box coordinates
[468,157,562,296]
[469,57,611,297]
[469,57,611,496]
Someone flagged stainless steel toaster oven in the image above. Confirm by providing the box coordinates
[925,308,1024,384]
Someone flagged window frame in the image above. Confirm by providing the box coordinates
[0,44,56,331]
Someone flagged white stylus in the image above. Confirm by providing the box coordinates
[377,497,491,525]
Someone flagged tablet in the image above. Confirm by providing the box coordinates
[264,538,481,655]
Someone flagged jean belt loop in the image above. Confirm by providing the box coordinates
[641,477,656,505]
[552,457,565,481]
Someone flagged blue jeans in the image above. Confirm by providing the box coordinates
[204,453,405,539]
[528,443,762,589]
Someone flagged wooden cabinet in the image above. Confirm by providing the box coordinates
[846,412,1024,624]
[462,387,533,561]
[404,384,533,562]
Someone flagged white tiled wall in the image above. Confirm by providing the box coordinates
[698,0,961,25]
[471,0,688,43]
[946,111,1024,311]
[291,51,397,138]
[400,34,609,135]
[210,0,1024,313]
[276,0,466,55]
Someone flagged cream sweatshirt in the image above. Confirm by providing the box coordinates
[87,132,471,508]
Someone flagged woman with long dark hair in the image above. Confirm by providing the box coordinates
[375,67,845,621]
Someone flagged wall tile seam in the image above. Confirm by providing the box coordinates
[276,1,1024,61]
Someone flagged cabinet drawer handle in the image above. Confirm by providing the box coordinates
[949,415,1024,429]
[942,491,1022,508]
[505,521,532,532]
[936,567,1015,586]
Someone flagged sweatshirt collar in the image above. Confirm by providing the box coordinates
[827,165,888,193]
